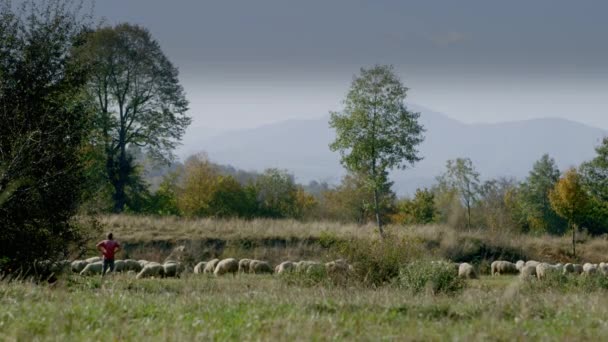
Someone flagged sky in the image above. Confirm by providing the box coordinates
[91,1,608,137]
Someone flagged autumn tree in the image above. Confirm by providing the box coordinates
[176,154,218,217]
[437,158,480,228]
[77,23,191,212]
[549,168,590,257]
[329,65,424,235]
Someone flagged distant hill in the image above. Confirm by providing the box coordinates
[179,105,607,195]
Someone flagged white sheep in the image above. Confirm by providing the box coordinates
[458,263,477,279]
[563,263,574,274]
[515,260,525,271]
[249,260,273,274]
[204,259,220,274]
[123,259,143,272]
[80,262,103,276]
[238,259,252,273]
[325,259,351,275]
[296,261,322,273]
[85,256,102,264]
[520,265,537,279]
[214,258,239,276]
[71,260,88,273]
[136,262,165,279]
[536,263,562,280]
[599,263,608,275]
[163,262,183,278]
[491,261,518,276]
[194,262,207,274]
[138,260,150,268]
[525,260,540,268]
[275,261,295,274]
[583,263,598,275]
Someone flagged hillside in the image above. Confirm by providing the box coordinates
[179,105,607,194]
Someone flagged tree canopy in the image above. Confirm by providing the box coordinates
[329,65,424,233]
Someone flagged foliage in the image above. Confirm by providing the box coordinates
[580,137,608,202]
[320,172,394,223]
[77,23,191,212]
[393,188,437,224]
[436,158,480,228]
[475,178,519,230]
[0,0,92,272]
[329,65,424,232]
[398,261,465,295]
[549,168,591,256]
[517,154,567,234]
[253,168,301,219]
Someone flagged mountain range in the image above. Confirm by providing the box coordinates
[177,105,607,195]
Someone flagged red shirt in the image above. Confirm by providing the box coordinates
[98,240,120,260]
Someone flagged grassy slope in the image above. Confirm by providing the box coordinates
[2,274,608,341]
[96,215,608,264]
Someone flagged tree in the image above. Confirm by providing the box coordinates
[476,178,518,230]
[393,188,437,225]
[329,65,424,235]
[176,154,218,217]
[580,137,608,202]
[518,154,566,234]
[437,158,480,228]
[549,168,590,258]
[77,23,191,212]
[254,169,300,218]
[0,0,92,272]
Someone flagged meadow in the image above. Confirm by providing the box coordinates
[4,216,608,341]
[3,273,608,341]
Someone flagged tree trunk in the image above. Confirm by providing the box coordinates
[111,140,129,213]
[373,188,384,237]
[572,222,576,258]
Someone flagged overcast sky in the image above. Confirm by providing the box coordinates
[92,1,608,135]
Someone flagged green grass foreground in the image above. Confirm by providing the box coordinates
[2,274,608,341]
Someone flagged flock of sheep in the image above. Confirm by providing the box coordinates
[63,256,353,279]
[457,260,608,280]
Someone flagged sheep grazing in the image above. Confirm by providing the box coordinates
[583,263,598,275]
[80,262,103,276]
[71,260,88,273]
[525,260,540,268]
[599,263,608,275]
[325,259,351,275]
[108,260,125,273]
[458,263,477,279]
[249,260,273,274]
[573,264,583,274]
[163,262,184,278]
[519,265,537,280]
[296,261,323,273]
[204,259,220,274]
[491,261,518,276]
[275,261,295,274]
[563,263,575,274]
[214,258,239,276]
[194,262,207,274]
[238,259,252,273]
[85,256,102,264]
[536,263,562,280]
[515,260,525,271]
[123,259,143,272]
[136,262,165,279]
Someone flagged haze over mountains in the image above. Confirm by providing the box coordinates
[178,105,607,195]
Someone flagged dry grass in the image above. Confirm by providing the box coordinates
[88,215,608,265]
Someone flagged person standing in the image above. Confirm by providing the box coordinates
[96,233,121,276]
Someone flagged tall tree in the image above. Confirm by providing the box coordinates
[519,154,566,234]
[77,23,191,212]
[329,65,424,235]
[0,0,92,272]
[580,137,608,202]
[549,168,590,257]
[437,158,480,228]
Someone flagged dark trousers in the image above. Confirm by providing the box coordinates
[102,259,115,276]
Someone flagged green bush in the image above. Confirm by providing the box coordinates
[398,261,465,295]
[338,235,424,286]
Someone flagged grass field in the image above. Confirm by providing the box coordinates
[2,272,608,341]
